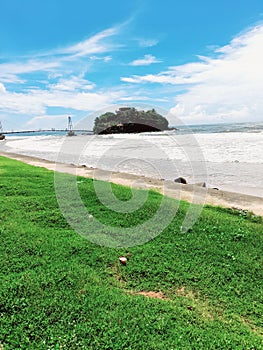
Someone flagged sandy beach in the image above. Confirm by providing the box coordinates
[1,151,262,217]
[1,131,263,198]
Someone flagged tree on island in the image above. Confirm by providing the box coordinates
[93,107,169,134]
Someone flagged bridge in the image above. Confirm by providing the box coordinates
[3,129,93,134]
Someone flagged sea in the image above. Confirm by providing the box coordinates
[1,121,263,198]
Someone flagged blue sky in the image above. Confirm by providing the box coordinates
[1,0,263,130]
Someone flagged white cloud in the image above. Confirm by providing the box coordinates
[0,82,6,93]
[26,115,68,130]
[169,25,263,124]
[123,24,263,124]
[0,87,125,115]
[38,90,124,111]
[129,54,161,66]
[0,60,60,83]
[0,25,123,124]
[0,91,46,115]
[138,38,159,47]
[90,55,112,62]
[49,76,95,92]
[121,74,175,84]
[119,95,168,102]
[57,27,118,58]
[0,27,118,84]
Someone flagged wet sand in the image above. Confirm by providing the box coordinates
[1,151,262,217]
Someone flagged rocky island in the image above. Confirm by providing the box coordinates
[93,107,170,134]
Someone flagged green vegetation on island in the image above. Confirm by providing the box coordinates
[93,107,169,134]
[0,156,262,349]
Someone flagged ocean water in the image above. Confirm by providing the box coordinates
[176,121,263,134]
[1,121,263,198]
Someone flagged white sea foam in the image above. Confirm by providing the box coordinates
[1,131,263,198]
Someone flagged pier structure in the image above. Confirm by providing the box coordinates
[0,121,5,140]
[67,116,75,136]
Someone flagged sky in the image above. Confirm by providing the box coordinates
[0,0,263,131]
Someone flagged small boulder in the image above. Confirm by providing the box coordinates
[174,177,187,184]
[194,182,206,188]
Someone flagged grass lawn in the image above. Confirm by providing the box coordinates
[0,156,262,349]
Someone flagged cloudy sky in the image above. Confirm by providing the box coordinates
[0,0,263,131]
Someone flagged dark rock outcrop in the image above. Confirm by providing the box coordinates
[94,107,170,134]
[98,123,160,135]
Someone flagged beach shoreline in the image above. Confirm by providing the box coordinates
[1,131,263,199]
[1,150,262,217]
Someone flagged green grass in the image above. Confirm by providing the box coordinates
[0,156,262,349]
